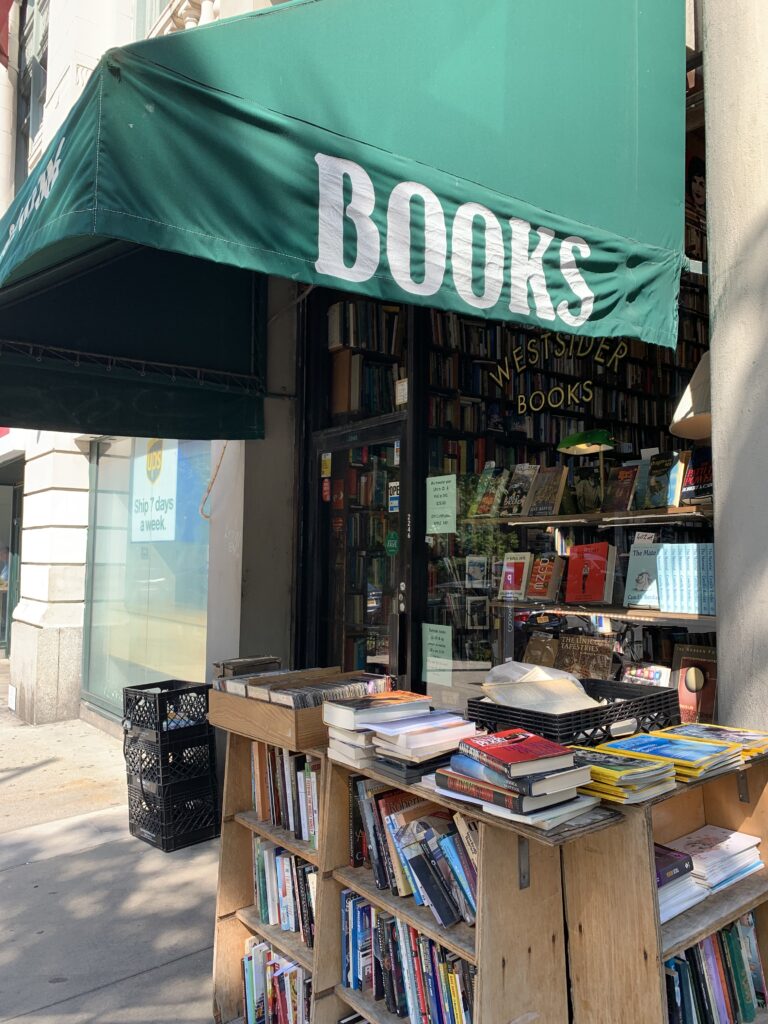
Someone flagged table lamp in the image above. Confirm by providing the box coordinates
[670,350,711,440]
[558,428,615,501]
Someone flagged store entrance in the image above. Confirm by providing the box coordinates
[305,419,407,683]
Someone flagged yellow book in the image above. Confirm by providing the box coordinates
[598,734,742,771]
[652,725,768,758]
[446,961,464,1023]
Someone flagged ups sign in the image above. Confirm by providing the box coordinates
[146,439,163,484]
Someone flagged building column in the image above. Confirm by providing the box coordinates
[10,435,90,724]
[703,0,768,726]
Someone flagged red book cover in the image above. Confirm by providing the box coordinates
[565,542,613,604]
[526,554,565,601]
[435,768,535,812]
[408,926,430,1023]
[457,729,572,779]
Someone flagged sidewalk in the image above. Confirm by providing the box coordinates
[0,663,219,1023]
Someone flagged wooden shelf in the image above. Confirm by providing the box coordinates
[462,506,713,528]
[236,904,315,970]
[661,869,768,959]
[335,983,402,1024]
[488,600,717,628]
[333,865,476,963]
[234,810,321,866]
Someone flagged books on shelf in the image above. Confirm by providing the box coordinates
[671,644,717,723]
[564,542,617,604]
[446,751,592,797]
[623,543,662,608]
[658,723,768,760]
[599,732,742,781]
[655,843,695,887]
[654,841,706,924]
[497,552,533,601]
[602,465,639,512]
[665,913,768,1024]
[457,728,575,779]
[473,465,510,517]
[527,465,568,517]
[644,451,690,508]
[573,465,602,513]
[665,825,763,894]
[526,554,565,602]
[247,671,392,708]
[339,901,476,1022]
[254,744,322,848]
[498,463,539,516]
[242,939,312,1024]
[323,691,431,731]
[621,543,715,615]
[467,462,498,517]
[571,747,676,804]
[252,836,318,945]
[434,766,582,814]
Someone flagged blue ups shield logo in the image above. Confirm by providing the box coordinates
[146,439,163,483]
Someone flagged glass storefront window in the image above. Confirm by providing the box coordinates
[83,436,211,715]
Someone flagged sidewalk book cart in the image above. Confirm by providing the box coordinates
[208,686,625,1024]
[563,754,768,1024]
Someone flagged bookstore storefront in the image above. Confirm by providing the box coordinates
[0,0,689,706]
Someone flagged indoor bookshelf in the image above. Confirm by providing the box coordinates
[563,756,768,1024]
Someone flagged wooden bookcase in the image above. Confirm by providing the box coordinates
[562,756,768,1024]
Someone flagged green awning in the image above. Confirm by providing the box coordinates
[0,0,684,437]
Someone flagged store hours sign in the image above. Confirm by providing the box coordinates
[131,438,178,542]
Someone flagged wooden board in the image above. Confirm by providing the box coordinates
[651,785,706,845]
[235,810,320,866]
[221,732,253,821]
[662,868,768,959]
[209,688,329,748]
[474,821,568,1024]
[236,904,314,970]
[212,912,249,1024]
[216,817,253,919]
[563,808,667,1024]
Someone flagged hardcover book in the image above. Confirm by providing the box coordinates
[553,635,613,679]
[526,554,565,602]
[564,542,617,604]
[497,552,534,601]
[457,728,574,779]
[467,462,497,517]
[681,445,713,504]
[527,465,569,517]
[672,644,718,724]
[523,634,560,667]
[623,543,661,608]
[655,843,695,888]
[499,463,540,516]
[602,465,639,512]
[465,555,488,590]
[573,465,602,513]
[473,467,509,517]
[644,451,690,508]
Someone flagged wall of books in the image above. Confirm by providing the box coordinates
[304,201,713,705]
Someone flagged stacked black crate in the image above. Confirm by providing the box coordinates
[122,680,220,852]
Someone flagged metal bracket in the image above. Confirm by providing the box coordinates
[518,836,530,889]
[737,771,750,804]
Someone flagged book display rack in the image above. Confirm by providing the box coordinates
[563,756,768,1023]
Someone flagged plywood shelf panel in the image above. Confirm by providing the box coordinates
[236,904,315,971]
[662,869,768,959]
[234,810,320,866]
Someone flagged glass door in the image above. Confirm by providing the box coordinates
[307,425,407,680]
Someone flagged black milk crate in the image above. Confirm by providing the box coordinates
[123,679,211,743]
[124,728,217,796]
[128,777,220,852]
[467,678,681,748]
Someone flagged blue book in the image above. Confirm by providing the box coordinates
[340,888,354,988]
[602,733,735,767]
[438,833,477,913]
[624,543,661,608]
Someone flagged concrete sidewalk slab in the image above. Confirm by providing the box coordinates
[1,830,219,1021]
[0,806,130,871]
[0,946,213,1023]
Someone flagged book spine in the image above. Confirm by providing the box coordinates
[379,915,398,1014]
[436,769,528,811]
[357,784,388,889]
[656,853,694,887]
[440,835,477,912]
[295,864,311,948]
[309,767,320,848]
[417,934,443,1024]
[386,918,408,1017]
[395,918,420,1024]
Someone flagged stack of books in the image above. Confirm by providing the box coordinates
[659,723,768,763]
[598,732,742,782]
[370,711,482,782]
[430,729,597,830]
[252,837,317,946]
[324,691,432,770]
[571,747,677,803]
[351,778,479,928]
[665,825,764,896]
[255,745,322,848]
[654,843,707,924]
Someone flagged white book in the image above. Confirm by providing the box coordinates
[666,825,761,879]
[328,725,374,748]
[328,737,376,763]
[262,842,280,926]
[322,691,431,730]
[328,747,375,771]
[371,711,463,738]
[380,721,479,750]
[297,769,308,842]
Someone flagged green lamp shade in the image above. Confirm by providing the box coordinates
[558,429,615,455]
